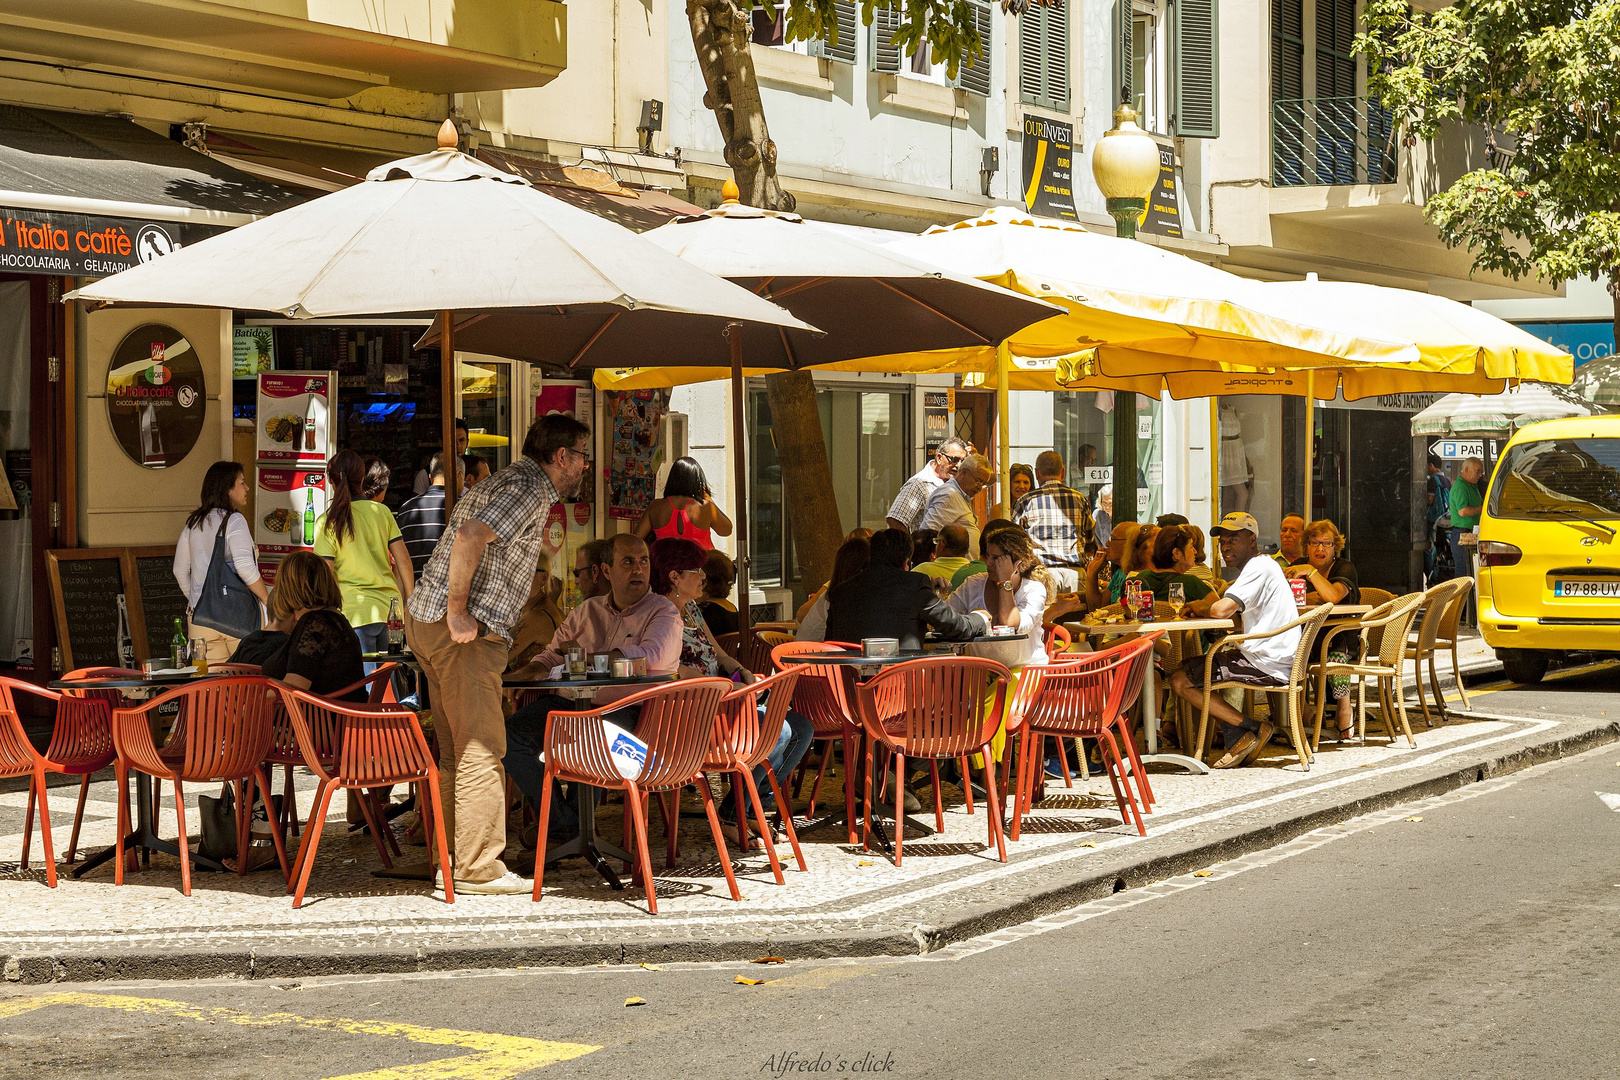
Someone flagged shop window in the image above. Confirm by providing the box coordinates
[1053,390,1162,532]
[749,386,910,590]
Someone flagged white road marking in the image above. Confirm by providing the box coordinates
[1597,792,1620,812]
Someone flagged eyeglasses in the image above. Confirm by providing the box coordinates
[1306,539,1336,549]
[940,453,966,469]
[558,446,589,463]
[571,566,595,578]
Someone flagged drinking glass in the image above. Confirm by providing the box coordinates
[1167,582,1186,617]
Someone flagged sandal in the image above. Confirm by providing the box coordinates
[1334,716,1357,743]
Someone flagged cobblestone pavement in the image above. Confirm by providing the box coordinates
[0,652,1598,974]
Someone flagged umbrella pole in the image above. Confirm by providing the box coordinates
[996,340,1012,518]
[1303,369,1314,524]
[729,324,752,653]
[441,309,458,514]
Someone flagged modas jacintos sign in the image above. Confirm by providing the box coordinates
[105,324,207,470]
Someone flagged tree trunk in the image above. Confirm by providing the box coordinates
[687,0,844,598]
[686,0,796,212]
[764,370,846,596]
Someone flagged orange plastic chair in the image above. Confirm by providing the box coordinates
[532,678,732,914]
[695,668,807,883]
[275,682,452,907]
[852,656,1011,866]
[773,640,864,843]
[265,664,402,839]
[110,676,290,895]
[0,677,118,886]
[26,669,127,864]
[1043,624,1072,655]
[1011,636,1158,840]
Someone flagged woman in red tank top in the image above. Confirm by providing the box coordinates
[633,456,733,551]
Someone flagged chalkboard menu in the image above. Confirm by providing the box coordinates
[129,548,189,661]
[45,550,131,671]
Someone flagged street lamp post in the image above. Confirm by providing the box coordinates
[1091,100,1162,523]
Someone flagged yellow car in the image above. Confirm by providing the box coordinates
[1477,415,1620,683]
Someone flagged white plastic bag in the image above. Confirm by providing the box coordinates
[604,721,648,780]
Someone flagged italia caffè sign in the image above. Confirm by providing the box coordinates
[0,206,223,276]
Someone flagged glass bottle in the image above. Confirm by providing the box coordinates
[386,597,405,653]
[302,486,316,546]
[170,616,188,669]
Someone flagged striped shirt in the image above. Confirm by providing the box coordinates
[396,485,447,578]
[1015,480,1093,570]
[885,464,945,531]
[407,457,558,641]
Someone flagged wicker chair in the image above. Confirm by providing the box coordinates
[1358,587,1396,609]
[1405,577,1476,726]
[1192,604,1336,771]
[1309,592,1426,749]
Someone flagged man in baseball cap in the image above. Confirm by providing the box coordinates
[1170,510,1302,767]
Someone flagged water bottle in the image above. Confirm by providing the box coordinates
[386,597,405,653]
[170,616,188,669]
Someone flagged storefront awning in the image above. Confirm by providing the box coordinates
[477,148,705,233]
[0,105,307,227]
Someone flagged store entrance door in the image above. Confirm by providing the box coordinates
[456,355,531,477]
[0,273,71,685]
[954,388,994,524]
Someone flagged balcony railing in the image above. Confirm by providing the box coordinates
[1272,96,1399,187]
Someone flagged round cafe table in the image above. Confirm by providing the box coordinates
[48,670,232,879]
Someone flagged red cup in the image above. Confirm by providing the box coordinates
[1290,577,1308,608]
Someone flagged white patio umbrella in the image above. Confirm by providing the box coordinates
[1410,383,1604,438]
[443,188,1061,642]
[68,121,813,511]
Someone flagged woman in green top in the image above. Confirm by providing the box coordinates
[1137,525,1217,614]
[313,449,414,657]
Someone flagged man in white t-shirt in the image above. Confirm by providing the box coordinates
[1169,511,1302,768]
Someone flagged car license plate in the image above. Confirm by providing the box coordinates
[1553,579,1620,598]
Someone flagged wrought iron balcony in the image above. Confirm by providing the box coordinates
[1272,96,1399,187]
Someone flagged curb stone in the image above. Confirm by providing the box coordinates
[2,711,1614,985]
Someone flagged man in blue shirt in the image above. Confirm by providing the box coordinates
[1424,453,1453,584]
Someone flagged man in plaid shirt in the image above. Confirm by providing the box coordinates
[406,412,591,894]
[1015,450,1093,594]
[884,436,969,533]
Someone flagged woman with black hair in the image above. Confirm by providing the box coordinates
[173,461,269,663]
[632,455,732,550]
[313,448,414,657]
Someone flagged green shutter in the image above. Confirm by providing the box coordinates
[821,0,858,65]
[1019,3,1070,112]
[1174,0,1220,136]
[870,5,902,73]
[1114,0,1134,110]
[955,0,995,96]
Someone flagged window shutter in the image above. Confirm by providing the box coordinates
[1045,3,1071,111]
[1113,0,1134,111]
[1019,3,1070,112]
[1270,0,1304,102]
[1019,4,1047,105]
[821,0,859,65]
[955,0,995,96]
[1173,0,1220,137]
[870,5,902,73]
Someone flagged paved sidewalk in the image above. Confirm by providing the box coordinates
[1,654,1610,984]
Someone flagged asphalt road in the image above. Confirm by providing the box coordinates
[2,666,1616,1080]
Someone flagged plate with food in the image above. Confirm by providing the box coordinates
[264,414,301,443]
[263,508,292,533]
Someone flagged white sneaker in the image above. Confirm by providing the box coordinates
[448,870,532,895]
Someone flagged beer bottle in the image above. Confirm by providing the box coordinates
[170,616,188,669]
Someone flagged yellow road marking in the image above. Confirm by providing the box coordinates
[0,992,599,1079]
[763,965,873,991]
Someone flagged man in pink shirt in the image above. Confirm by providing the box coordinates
[503,534,682,841]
